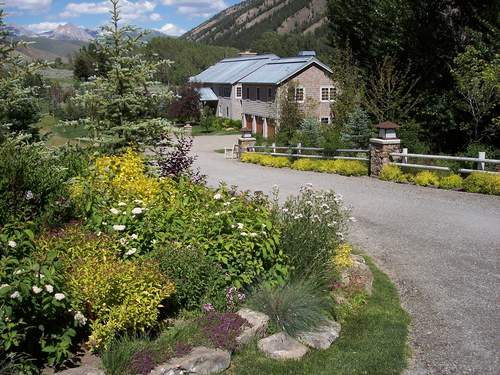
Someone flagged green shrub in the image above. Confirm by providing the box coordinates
[274,184,349,276]
[259,155,290,168]
[142,181,287,288]
[291,158,319,171]
[414,171,440,187]
[152,244,226,312]
[0,250,84,369]
[246,277,333,337]
[0,137,90,227]
[463,173,500,195]
[379,165,408,182]
[439,174,464,190]
[333,159,368,176]
[240,152,263,164]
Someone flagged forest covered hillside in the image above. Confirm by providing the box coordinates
[183,0,329,55]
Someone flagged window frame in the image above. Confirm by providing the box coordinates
[294,86,305,103]
[235,85,242,99]
[320,86,336,102]
[320,116,331,124]
[256,87,261,101]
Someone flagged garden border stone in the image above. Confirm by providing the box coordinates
[297,320,342,350]
[257,332,309,360]
[236,308,270,347]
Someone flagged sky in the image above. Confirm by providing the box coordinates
[4,0,240,36]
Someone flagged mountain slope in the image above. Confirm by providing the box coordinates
[183,0,328,50]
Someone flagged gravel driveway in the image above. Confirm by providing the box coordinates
[192,135,500,375]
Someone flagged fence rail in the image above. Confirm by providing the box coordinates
[390,148,500,174]
[247,143,369,161]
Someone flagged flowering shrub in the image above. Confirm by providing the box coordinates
[274,184,350,275]
[414,171,440,187]
[142,181,287,288]
[332,243,354,271]
[0,250,84,369]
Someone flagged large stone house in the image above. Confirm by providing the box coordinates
[191,51,335,139]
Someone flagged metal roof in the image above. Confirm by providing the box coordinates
[196,87,218,101]
[190,54,278,85]
[239,56,333,85]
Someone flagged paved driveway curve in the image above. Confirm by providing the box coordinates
[192,135,500,375]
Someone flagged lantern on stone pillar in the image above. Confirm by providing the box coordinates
[375,121,400,139]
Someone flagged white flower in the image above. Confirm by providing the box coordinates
[125,248,137,256]
[38,325,44,331]
[321,203,329,209]
[213,193,222,200]
[25,190,34,200]
[240,232,248,236]
[349,216,357,222]
[45,284,54,293]
[134,199,143,205]
[230,197,236,201]
[32,286,42,294]
[282,208,289,213]
[8,240,17,248]
[0,284,9,289]
[237,223,244,230]
[131,233,138,240]
[119,237,128,245]
[223,202,231,206]
[110,208,120,215]
[14,269,23,275]
[152,239,157,245]
[249,232,258,238]
[74,311,87,325]
[305,201,313,206]
[118,202,127,206]
[132,207,143,215]
[97,231,102,237]
[215,212,221,217]
[294,214,303,219]
[54,293,65,301]
[231,224,235,229]
[10,291,21,300]
[113,224,126,231]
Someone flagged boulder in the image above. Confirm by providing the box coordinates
[149,346,230,375]
[236,308,269,347]
[55,367,104,375]
[340,254,373,295]
[257,332,308,360]
[297,320,341,350]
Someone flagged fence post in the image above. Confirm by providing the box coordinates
[297,143,302,156]
[478,152,485,171]
[272,142,276,154]
[402,148,408,164]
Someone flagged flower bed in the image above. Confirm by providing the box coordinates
[240,153,368,176]
[379,165,500,195]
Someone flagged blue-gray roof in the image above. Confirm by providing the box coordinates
[196,87,218,101]
[239,57,333,85]
[190,54,278,85]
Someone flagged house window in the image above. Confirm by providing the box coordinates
[226,107,229,117]
[268,88,273,101]
[320,117,330,124]
[320,86,337,102]
[256,88,260,100]
[236,85,242,99]
[294,87,305,102]
[218,87,223,96]
[246,87,250,99]
[223,86,231,97]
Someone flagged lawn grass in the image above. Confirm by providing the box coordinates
[35,114,89,147]
[225,256,410,375]
[191,125,241,136]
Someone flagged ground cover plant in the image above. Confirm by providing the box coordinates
[379,165,500,195]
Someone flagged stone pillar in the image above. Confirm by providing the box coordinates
[183,123,192,137]
[263,118,268,139]
[252,115,257,134]
[238,137,256,158]
[369,138,401,177]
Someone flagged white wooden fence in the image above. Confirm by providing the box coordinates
[247,143,369,162]
[390,148,500,174]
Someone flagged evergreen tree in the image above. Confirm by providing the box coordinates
[340,107,373,148]
[71,0,173,146]
[276,82,304,145]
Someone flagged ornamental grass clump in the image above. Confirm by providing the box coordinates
[246,276,333,337]
[274,184,349,276]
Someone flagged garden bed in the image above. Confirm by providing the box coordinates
[240,153,368,177]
